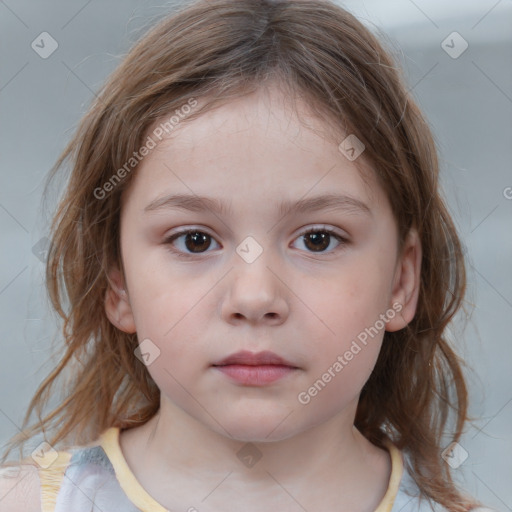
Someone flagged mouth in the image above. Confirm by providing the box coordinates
[211,350,299,386]
[212,350,298,367]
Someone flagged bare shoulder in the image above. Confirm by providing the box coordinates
[0,463,41,512]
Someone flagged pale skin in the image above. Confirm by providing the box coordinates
[105,83,422,512]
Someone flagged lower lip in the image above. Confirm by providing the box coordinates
[213,364,297,385]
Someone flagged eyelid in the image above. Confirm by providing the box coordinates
[165,224,348,240]
[293,224,348,239]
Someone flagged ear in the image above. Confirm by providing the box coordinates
[105,266,136,334]
[386,228,422,332]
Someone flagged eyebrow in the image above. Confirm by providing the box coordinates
[144,193,372,218]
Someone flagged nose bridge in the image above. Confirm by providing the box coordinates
[222,235,288,323]
[233,236,278,298]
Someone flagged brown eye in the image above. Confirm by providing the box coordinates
[165,229,220,257]
[293,227,347,254]
[183,231,212,252]
[164,226,347,259]
[303,231,330,252]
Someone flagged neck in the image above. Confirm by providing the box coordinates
[119,397,392,511]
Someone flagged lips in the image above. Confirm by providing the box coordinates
[212,350,297,368]
[211,350,300,386]
[212,350,299,386]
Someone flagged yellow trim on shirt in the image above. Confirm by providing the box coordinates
[101,426,404,512]
[100,427,169,512]
[37,450,73,512]
[375,439,404,512]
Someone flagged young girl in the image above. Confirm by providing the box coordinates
[0,0,489,510]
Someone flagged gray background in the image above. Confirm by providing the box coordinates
[1,0,511,510]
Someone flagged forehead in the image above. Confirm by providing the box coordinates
[123,86,383,214]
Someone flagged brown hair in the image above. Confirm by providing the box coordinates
[2,0,479,509]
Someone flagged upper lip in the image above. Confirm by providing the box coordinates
[212,350,298,367]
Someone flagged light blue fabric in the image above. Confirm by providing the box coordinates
[54,445,141,512]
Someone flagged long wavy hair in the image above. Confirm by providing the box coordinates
[1,0,479,509]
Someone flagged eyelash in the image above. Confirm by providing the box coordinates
[163,226,348,259]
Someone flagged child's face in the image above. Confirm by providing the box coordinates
[107,85,420,442]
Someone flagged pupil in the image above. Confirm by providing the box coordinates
[186,232,210,253]
[306,232,329,251]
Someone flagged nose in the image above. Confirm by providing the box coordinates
[220,252,290,326]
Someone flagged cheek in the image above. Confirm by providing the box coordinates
[296,320,384,415]
[127,273,210,397]
[300,258,394,340]
[291,256,392,396]
[124,247,204,331]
